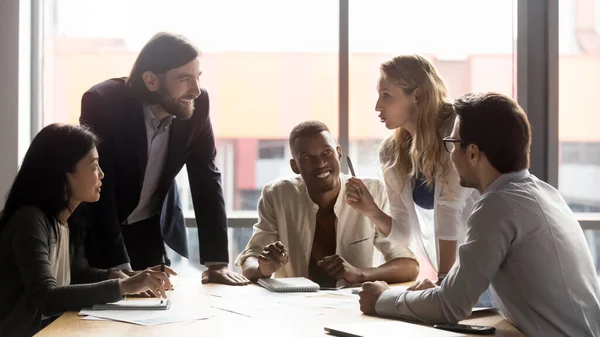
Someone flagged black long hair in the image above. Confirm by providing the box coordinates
[0,123,99,247]
[127,32,200,104]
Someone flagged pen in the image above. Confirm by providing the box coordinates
[347,156,356,177]
[160,253,166,304]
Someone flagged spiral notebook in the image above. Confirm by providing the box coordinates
[257,277,320,293]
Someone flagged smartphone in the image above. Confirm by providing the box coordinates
[433,323,496,335]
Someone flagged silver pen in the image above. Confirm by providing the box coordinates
[346,156,356,177]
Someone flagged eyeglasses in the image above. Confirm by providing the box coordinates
[442,137,464,153]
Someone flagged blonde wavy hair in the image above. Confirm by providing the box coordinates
[378,55,455,193]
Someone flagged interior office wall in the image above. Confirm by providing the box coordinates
[0,0,21,203]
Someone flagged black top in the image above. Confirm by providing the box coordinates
[0,207,122,337]
[413,171,435,210]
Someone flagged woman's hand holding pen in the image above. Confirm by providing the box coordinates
[117,265,177,298]
[345,178,379,217]
[345,178,393,236]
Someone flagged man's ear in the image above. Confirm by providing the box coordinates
[290,158,300,174]
[467,144,480,166]
[142,71,160,92]
[336,145,343,161]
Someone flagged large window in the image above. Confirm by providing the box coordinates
[42,0,339,217]
[41,0,338,266]
[558,0,600,213]
[36,1,600,273]
[558,0,600,274]
[348,0,517,179]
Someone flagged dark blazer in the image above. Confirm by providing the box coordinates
[80,78,229,269]
[0,207,122,337]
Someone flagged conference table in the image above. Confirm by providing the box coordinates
[36,277,523,337]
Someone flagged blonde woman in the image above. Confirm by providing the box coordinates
[346,55,478,286]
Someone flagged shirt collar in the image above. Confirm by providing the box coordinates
[143,104,174,129]
[484,169,530,193]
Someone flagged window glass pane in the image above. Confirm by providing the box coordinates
[41,0,339,218]
[558,0,600,214]
[348,0,517,180]
[584,230,600,278]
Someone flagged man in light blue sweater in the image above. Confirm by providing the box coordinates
[358,92,600,337]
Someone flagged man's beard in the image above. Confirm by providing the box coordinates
[157,88,195,120]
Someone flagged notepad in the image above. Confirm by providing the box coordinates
[257,277,320,292]
[92,299,171,310]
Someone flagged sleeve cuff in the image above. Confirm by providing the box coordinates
[234,249,262,267]
[375,288,405,317]
[112,262,132,270]
[109,279,125,302]
[204,261,229,267]
[382,246,418,263]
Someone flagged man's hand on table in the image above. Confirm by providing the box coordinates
[202,264,251,286]
[358,281,391,315]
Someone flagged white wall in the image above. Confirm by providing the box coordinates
[0,0,27,202]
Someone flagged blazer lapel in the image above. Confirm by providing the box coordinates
[122,103,148,183]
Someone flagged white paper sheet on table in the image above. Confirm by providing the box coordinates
[81,315,108,321]
[209,297,325,318]
[79,301,213,326]
[275,294,359,310]
[472,306,497,312]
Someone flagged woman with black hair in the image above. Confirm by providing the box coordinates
[0,123,176,337]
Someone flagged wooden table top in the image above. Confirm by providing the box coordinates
[36,278,523,337]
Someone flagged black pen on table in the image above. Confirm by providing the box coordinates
[160,251,166,304]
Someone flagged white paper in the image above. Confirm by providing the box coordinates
[209,297,324,318]
[81,315,108,321]
[472,306,497,312]
[276,293,359,310]
[80,301,212,326]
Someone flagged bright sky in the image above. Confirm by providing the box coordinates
[53,0,600,55]
[52,0,519,55]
